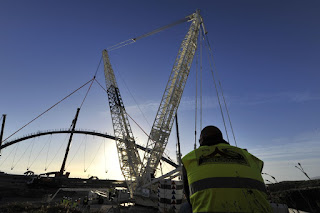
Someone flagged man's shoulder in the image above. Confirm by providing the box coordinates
[182,149,196,161]
[216,144,259,158]
[218,143,249,152]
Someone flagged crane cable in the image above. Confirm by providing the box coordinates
[194,39,199,150]
[11,142,19,170]
[10,137,36,170]
[104,139,108,173]
[107,16,191,52]
[95,78,177,165]
[199,29,228,142]
[113,63,151,128]
[96,57,151,129]
[46,134,69,170]
[27,136,50,170]
[44,135,53,171]
[2,78,94,144]
[65,134,87,171]
[27,137,36,169]
[2,55,102,171]
[203,41,230,143]
[63,57,103,172]
[84,138,104,172]
[219,80,237,147]
[95,74,167,166]
[79,56,103,110]
[84,135,86,172]
[94,78,151,138]
[79,77,95,109]
[95,77,177,165]
[107,39,136,52]
[203,33,237,146]
[2,73,98,170]
[2,40,101,172]
[200,27,203,133]
[0,137,35,168]
[0,147,12,167]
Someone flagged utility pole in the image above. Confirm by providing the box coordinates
[0,114,7,156]
[59,108,80,176]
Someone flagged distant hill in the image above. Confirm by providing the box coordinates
[268,179,320,212]
[312,176,320,180]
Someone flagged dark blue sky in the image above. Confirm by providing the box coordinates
[0,1,319,180]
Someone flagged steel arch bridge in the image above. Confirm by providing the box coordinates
[0,129,178,168]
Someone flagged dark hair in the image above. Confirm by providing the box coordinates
[199,126,229,146]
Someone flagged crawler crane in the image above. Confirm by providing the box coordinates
[102,10,205,206]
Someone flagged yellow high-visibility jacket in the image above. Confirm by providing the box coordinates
[182,143,272,213]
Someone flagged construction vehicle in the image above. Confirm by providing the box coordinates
[102,10,205,207]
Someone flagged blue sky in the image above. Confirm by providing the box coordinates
[0,1,319,181]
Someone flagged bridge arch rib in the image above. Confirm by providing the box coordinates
[0,129,178,168]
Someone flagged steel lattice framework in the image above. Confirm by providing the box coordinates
[103,10,203,199]
[102,50,142,195]
[140,11,202,184]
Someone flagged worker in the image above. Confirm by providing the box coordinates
[83,196,88,206]
[181,125,272,213]
[61,196,67,207]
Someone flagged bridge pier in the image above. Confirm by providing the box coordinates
[0,114,6,156]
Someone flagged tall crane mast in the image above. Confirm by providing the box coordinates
[139,10,203,185]
[102,50,142,195]
[103,10,204,200]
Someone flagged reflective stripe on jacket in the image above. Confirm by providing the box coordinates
[182,143,272,213]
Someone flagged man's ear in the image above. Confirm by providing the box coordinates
[199,137,203,146]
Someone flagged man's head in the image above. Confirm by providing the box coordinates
[199,125,229,146]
